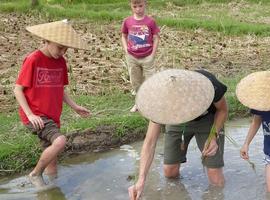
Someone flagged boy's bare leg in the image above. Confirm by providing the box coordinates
[44,158,58,182]
[29,136,66,187]
[45,158,57,175]
[265,164,270,192]
[207,168,225,187]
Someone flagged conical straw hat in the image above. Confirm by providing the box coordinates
[26,19,88,50]
[136,69,215,125]
[236,71,270,111]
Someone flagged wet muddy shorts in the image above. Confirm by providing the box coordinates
[164,114,224,168]
[26,116,62,149]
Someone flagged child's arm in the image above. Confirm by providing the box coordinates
[121,33,128,54]
[151,34,160,58]
[240,115,262,160]
[63,90,90,118]
[13,84,44,129]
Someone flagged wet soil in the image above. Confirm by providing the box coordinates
[65,125,145,155]
[1,12,270,154]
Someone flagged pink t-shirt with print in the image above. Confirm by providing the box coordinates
[121,15,160,58]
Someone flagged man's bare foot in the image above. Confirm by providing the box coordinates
[130,104,138,112]
[29,173,46,188]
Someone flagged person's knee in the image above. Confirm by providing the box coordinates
[163,165,180,178]
[207,168,225,187]
[52,135,66,151]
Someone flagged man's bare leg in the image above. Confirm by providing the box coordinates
[207,168,225,187]
[163,164,180,178]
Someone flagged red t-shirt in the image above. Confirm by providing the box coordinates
[121,15,160,58]
[16,50,68,127]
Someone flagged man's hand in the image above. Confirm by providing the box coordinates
[128,182,144,200]
[202,137,218,157]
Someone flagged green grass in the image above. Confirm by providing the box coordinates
[1,0,270,36]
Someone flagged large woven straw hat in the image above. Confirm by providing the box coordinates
[136,69,215,124]
[236,71,270,111]
[26,19,88,50]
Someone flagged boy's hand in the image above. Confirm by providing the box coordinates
[74,106,91,118]
[28,114,44,130]
[240,145,249,160]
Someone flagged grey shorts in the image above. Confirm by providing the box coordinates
[26,116,62,149]
[164,114,224,168]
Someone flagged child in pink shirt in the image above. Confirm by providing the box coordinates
[121,0,160,112]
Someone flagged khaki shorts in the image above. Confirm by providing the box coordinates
[26,117,62,149]
[164,114,224,168]
[125,53,156,92]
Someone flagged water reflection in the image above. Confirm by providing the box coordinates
[201,185,224,200]
[144,178,193,200]
[37,187,66,200]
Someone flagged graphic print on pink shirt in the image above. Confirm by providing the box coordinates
[128,25,151,50]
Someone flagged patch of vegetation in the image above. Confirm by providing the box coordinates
[1,0,270,35]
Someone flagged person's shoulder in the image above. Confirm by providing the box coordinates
[25,50,42,61]
[123,16,133,22]
[26,50,38,58]
[145,15,157,22]
[195,69,215,79]
[195,69,227,95]
[251,109,270,115]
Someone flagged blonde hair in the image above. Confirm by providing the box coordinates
[130,0,146,4]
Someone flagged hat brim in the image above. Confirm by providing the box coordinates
[26,20,89,50]
[136,69,215,124]
[236,71,270,111]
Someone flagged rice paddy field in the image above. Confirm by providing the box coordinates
[0,0,270,180]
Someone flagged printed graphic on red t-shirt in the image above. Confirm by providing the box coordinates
[36,67,64,87]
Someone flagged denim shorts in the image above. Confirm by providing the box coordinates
[26,116,62,149]
[164,114,224,168]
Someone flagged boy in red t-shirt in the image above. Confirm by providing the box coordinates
[121,0,160,112]
[14,20,90,188]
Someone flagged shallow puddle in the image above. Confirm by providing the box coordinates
[0,118,269,200]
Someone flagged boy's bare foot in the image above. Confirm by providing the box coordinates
[29,174,46,188]
[47,173,57,183]
[130,104,138,112]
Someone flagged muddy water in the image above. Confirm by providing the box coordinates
[0,118,269,200]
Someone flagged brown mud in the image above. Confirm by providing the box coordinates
[65,125,145,155]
